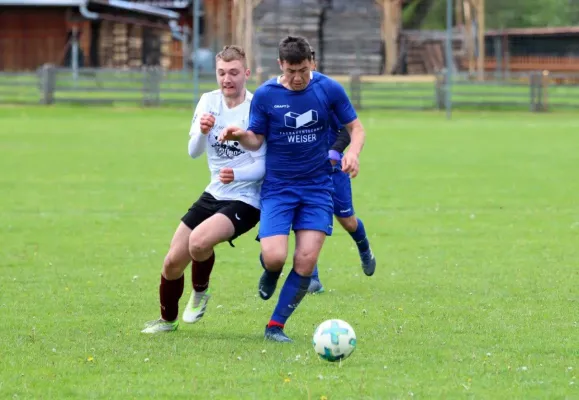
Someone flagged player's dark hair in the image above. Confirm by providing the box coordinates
[278,36,313,64]
[216,45,247,67]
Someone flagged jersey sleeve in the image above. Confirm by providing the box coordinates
[247,86,269,137]
[327,79,357,126]
[189,93,209,137]
[249,139,267,158]
[188,93,210,157]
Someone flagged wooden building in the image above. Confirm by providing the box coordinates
[0,0,179,71]
[125,0,235,69]
[485,27,579,73]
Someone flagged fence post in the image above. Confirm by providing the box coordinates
[143,67,161,107]
[39,64,56,105]
[350,73,361,110]
[539,70,549,112]
[529,72,537,112]
[435,72,445,110]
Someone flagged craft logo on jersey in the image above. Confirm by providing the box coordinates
[284,110,318,129]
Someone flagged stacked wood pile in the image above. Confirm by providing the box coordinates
[322,0,382,75]
[401,29,466,74]
[253,0,321,74]
[128,25,143,69]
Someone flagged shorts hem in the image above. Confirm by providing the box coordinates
[258,231,291,239]
[292,227,332,236]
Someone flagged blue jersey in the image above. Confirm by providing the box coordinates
[328,112,344,150]
[248,72,357,187]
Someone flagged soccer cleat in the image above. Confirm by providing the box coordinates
[141,318,178,334]
[264,325,293,343]
[360,247,376,276]
[258,270,280,300]
[307,278,325,294]
[183,288,211,324]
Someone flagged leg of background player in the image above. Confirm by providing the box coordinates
[337,215,376,276]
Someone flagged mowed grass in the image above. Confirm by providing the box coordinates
[0,106,578,399]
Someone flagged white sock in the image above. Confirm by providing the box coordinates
[193,289,207,307]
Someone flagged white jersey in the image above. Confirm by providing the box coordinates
[189,89,265,209]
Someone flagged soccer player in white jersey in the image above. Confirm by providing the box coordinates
[142,45,266,334]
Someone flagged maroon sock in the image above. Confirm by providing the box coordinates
[192,251,215,292]
[159,274,184,321]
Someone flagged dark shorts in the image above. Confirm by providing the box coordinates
[181,192,260,246]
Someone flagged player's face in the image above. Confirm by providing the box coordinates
[279,59,313,90]
[216,59,250,98]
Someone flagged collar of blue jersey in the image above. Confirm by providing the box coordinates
[276,71,314,85]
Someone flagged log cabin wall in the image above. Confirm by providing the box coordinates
[201,0,233,51]
[0,7,68,71]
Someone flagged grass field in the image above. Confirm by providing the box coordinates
[1,106,578,399]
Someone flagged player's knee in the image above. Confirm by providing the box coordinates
[162,250,187,279]
[293,250,318,275]
[338,216,358,232]
[261,248,286,270]
[188,233,215,260]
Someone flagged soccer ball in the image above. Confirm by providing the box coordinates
[312,319,357,362]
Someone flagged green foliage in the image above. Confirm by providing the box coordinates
[411,0,579,30]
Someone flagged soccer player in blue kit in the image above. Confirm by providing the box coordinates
[219,36,367,342]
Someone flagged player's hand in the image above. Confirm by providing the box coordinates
[199,113,215,134]
[341,152,360,178]
[218,126,244,143]
[219,167,235,184]
[330,159,338,166]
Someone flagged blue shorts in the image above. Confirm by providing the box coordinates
[258,185,334,239]
[332,168,355,218]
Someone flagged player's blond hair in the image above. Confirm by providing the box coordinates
[215,45,247,68]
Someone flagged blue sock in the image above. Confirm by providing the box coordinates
[350,218,370,253]
[269,269,311,327]
[311,264,319,280]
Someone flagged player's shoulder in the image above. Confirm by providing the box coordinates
[199,89,223,106]
[244,89,254,102]
[253,80,276,98]
[312,72,341,88]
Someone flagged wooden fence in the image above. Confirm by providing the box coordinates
[1,65,579,112]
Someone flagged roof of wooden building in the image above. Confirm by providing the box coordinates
[486,26,579,37]
[0,0,179,19]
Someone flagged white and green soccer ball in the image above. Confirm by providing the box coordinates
[312,319,357,362]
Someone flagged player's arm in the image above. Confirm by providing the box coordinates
[330,127,351,159]
[218,86,269,151]
[188,94,213,158]
[219,143,266,184]
[328,80,365,177]
[343,118,365,158]
[218,128,264,151]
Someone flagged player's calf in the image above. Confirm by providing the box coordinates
[142,222,191,334]
[184,214,234,322]
[336,215,358,233]
[337,216,375,276]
